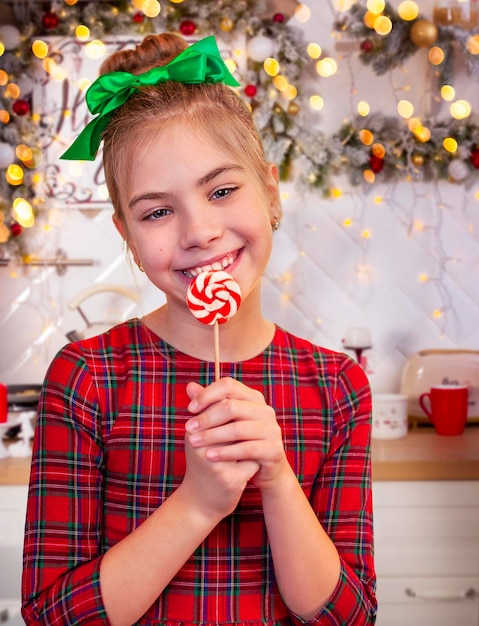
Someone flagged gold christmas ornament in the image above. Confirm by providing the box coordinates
[219,17,235,32]
[411,153,424,166]
[287,101,300,115]
[409,19,438,48]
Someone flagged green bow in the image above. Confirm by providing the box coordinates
[60,36,240,161]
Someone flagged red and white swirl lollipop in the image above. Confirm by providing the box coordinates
[186,270,242,379]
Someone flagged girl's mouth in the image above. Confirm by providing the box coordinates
[182,252,237,279]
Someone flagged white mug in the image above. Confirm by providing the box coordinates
[372,393,409,440]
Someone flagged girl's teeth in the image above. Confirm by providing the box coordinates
[187,254,235,277]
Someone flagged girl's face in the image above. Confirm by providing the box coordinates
[114,123,280,318]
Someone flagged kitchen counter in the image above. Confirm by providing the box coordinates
[372,424,479,481]
[1,426,479,485]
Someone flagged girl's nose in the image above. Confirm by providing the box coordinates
[179,210,223,249]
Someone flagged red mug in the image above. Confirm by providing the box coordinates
[419,385,468,436]
[0,383,7,423]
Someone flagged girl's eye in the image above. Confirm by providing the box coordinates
[145,208,171,221]
[211,186,238,201]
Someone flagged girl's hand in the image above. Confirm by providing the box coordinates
[185,378,289,491]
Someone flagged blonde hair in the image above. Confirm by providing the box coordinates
[100,33,271,220]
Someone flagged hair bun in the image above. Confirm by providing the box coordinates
[100,33,188,75]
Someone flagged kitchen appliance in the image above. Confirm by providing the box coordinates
[400,349,479,425]
[66,284,141,341]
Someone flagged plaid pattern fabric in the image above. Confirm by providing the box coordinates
[22,320,376,625]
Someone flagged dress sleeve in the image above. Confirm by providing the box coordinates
[21,344,111,625]
[291,355,377,625]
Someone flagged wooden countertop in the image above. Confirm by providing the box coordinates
[372,424,479,481]
[1,426,479,486]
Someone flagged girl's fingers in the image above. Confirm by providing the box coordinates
[187,377,263,415]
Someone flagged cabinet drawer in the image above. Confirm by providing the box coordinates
[374,538,479,576]
[0,486,28,547]
[376,576,479,626]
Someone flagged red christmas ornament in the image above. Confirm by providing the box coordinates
[470,147,479,169]
[369,154,384,174]
[10,222,22,237]
[244,84,257,98]
[133,12,145,23]
[273,13,285,23]
[12,99,30,116]
[360,39,374,53]
[42,11,59,29]
[179,19,196,36]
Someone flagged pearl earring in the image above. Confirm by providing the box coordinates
[271,218,281,231]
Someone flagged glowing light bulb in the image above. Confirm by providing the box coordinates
[428,46,444,65]
[367,0,386,12]
[466,34,479,54]
[294,4,311,23]
[359,129,374,145]
[316,57,337,77]
[5,83,20,99]
[374,15,392,35]
[443,137,458,153]
[450,99,471,119]
[6,163,24,185]
[363,170,375,183]
[441,85,455,101]
[357,101,370,116]
[264,58,280,77]
[398,99,414,118]
[372,143,386,158]
[85,40,106,59]
[309,95,324,110]
[419,273,429,282]
[32,39,49,59]
[75,25,90,41]
[142,0,161,18]
[224,58,237,75]
[13,198,34,228]
[307,43,321,59]
[398,1,419,20]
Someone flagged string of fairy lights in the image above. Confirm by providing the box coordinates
[0,0,477,340]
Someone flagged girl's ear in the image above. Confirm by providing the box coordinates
[112,213,126,239]
[266,163,283,221]
[112,214,139,264]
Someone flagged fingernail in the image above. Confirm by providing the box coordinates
[186,419,199,433]
[188,399,198,413]
[189,433,201,445]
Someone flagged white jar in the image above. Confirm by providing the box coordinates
[372,394,409,440]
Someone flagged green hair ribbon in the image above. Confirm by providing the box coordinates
[60,36,240,161]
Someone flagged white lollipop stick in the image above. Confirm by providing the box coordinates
[186,270,242,380]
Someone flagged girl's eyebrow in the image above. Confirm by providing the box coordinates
[129,165,244,210]
[196,165,244,187]
[129,190,172,210]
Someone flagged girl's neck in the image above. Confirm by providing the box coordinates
[142,292,276,363]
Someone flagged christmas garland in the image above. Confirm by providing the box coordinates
[334,112,479,187]
[0,0,314,261]
[334,1,479,86]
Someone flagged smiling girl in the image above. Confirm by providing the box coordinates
[22,34,376,626]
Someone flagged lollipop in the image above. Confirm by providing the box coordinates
[186,270,242,379]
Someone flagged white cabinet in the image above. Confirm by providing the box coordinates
[0,485,28,621]
[373,481,479,626]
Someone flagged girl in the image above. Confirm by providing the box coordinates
[22,34,376,625]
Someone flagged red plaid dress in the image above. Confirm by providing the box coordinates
[22,321,376,625]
